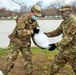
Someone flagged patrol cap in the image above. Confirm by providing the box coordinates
[59,5,72,11]
[31,5,41,17]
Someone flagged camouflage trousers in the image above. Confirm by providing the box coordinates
[50,49,76,75]
[3,42,33,75]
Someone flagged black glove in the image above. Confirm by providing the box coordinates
[33,28,39,34]
[48,43,56,51]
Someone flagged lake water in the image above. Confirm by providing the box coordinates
[0,20,63,48]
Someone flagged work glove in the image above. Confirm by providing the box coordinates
[33,28,39,34]
[48,43,56,51]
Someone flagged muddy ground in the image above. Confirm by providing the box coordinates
[0,54,74,75]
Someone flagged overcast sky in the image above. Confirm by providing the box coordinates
[0,0,75,10]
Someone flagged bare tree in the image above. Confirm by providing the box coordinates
[11,0,28,14]
[45,8,57,18]
[41,9,45,17]
[36,0,43,7]
[11,0,25,6]
[48,0,65,9]
[44,0,65,18]
[0,7,6,17]
[71,0,76,14]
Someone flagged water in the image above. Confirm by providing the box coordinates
[0,20,63,48]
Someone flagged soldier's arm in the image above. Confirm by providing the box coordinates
[55,21,76,48]
[30,20,39,34]
[16,15,33,35]
[45,24,62,37]
[25,21,39,34]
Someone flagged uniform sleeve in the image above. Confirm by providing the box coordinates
[17,15,26,29]
[56,21,76,48]
[16,15,28,36]
[32,21,39,29]
[45,24,62,37]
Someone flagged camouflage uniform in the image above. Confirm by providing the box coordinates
[46,5,76,75]
[3,5,41,75]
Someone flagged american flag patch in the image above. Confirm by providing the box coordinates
[18,18,23,22]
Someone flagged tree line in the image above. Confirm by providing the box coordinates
[0,0,76,19]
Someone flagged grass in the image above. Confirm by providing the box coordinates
[31,47,58,57]
[0,47,58,58]
[0,48,7,57]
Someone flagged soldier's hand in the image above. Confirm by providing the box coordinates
[23,29,33,35]
[29,30,33,34]
[23,29,27,33]
[48,43,56,51]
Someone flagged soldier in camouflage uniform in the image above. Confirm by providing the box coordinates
[45,5,76,75]
[3,5,41,75]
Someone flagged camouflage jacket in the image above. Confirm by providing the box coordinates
[46,15,76,50]
[9,14,38,43]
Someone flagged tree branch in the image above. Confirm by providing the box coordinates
[11,0,22,6]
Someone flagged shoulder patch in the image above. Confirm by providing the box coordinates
[68,24,76,34]
[18,18,23,22]
[18,14,27,23]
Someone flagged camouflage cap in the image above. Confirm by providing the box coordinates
[59,5,72,11]
[31,5,41,17]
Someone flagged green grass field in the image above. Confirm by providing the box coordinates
[31,47,58,56]
[0,47,58,58]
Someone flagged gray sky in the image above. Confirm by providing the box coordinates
[0,0,75,10]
